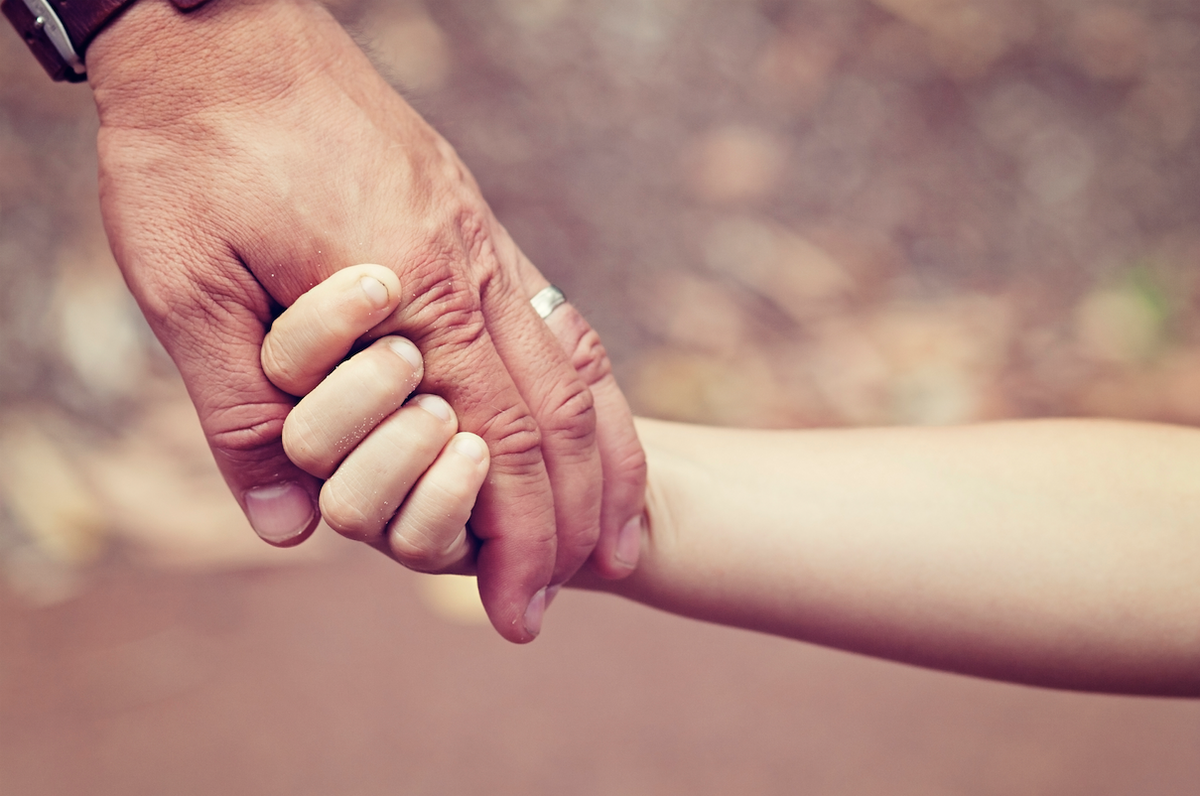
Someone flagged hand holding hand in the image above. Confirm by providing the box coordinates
[262,265,490,575]
[87,0,645,641]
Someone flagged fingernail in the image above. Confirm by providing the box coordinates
[523,587,547,638]
[386,337,422,369]
[359,275,389,309]
[545,583,562,609]
[451,433,487,464]
[411,394,452,422]
[244,482,315,544]
[615,515,643,569]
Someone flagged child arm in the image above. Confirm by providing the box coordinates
[585,418,1200,696]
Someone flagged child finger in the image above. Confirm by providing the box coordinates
[283,335,424,479]
[387,433,490,573]
[262,264,402,397]
[319,394,458,543]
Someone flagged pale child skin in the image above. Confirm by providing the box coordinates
[260,265,490,575]
[264,265,1200,697]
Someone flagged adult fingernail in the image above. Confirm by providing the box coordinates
[359,275,389,309]
[545,583,562,609]
[523,587,547,638]
[244,482,315,544]
[615,515,643,569]
[386,337,422,369]
[411,394,452,422]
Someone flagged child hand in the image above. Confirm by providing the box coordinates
[260,264,490,573]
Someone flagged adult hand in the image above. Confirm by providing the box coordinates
[87,0,646,641]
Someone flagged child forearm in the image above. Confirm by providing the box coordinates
[590,418,1200,696]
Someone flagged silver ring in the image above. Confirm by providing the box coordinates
[530,285,567,320]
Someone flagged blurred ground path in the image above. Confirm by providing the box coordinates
[3,544,1200,796]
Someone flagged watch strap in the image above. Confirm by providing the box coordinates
[2,0,208,82]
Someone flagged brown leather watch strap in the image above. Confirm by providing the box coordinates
[2,0,209,82]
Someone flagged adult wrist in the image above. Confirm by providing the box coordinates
[87,0,345,127]
[1,0,209,82]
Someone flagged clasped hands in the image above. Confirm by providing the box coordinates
[87,0,645,642]
[261,266,631,639]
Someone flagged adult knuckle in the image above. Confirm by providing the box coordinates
[546,307,615,389]
[166,268,267,338]
[388,205,517,366]
[570,328,615,388]
[539,378,597,446]
[456,205,496,268]
[405,205,489,291]
[206,400,289,459]
[479,405,543,471]
[402,259,486,350]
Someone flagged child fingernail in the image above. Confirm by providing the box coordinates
[451,433,487,464]
[411,393,452,421]
[359,275,389,308]
[615,514,643,569]
[523,587,547,638]
[244,482,315,544]
[386,337,422,369]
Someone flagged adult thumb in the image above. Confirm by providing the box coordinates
[137,259,322,547]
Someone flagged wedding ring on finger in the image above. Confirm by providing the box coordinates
[531,285,567,320]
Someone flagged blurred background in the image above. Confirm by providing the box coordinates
[3,0,1200,793]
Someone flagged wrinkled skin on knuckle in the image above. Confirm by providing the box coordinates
[413,288,486,353]
[477,404,544,477]
[204,377,290,457]
[128,248,271,362]
[167,289,293,459]
[107,240,301,486]
[392,244,507,428]
[537,376,597,448]
[548,306,616,390]
[456,204,498,270]
[204,401,295,491]
[387,233,488,349]
[391,202,509,333]
[570,327,616,388]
